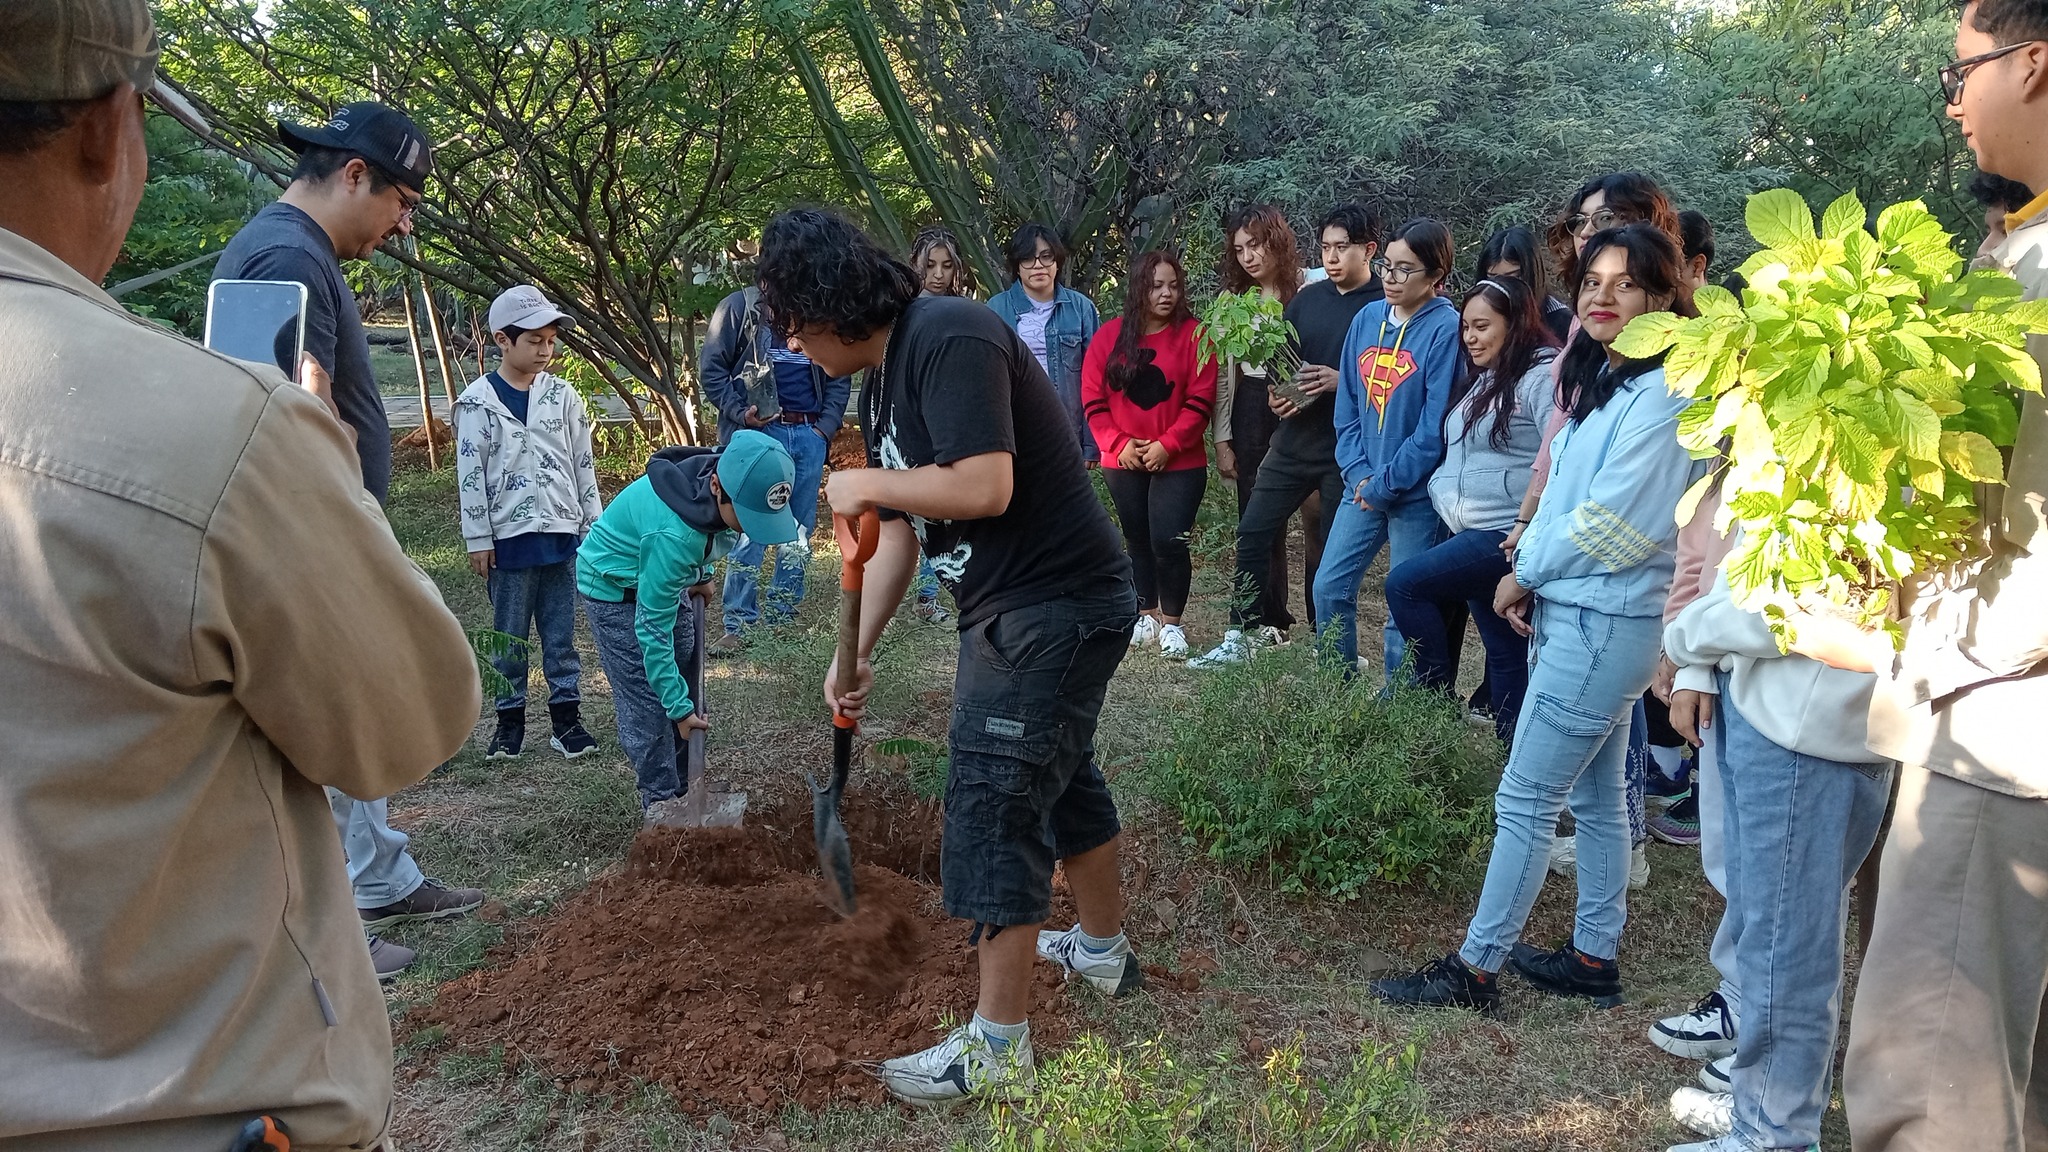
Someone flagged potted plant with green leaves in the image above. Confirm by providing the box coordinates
[1197,288,1304,405]
[1615,187,2048,647]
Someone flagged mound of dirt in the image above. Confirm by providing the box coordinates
[412,793,1076,1116]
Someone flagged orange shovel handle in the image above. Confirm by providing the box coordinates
[832,510,880,728]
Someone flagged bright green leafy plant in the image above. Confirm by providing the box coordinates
[1197,290,1303,401]
[1615,188,2048,644]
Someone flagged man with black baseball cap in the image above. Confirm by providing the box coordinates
[215,100,484,980]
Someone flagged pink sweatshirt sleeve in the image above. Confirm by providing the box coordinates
[1663,487,1736,624]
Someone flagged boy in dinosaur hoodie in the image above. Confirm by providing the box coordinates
[578,430,799,823]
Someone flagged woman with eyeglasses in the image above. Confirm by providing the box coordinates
[1383,275,1560,741]
[1312,217,1460,677]
[1372,222,1699,1014]
[989,223,1101,464]
[1213,205,1311,639]
[1082,250,1216,659]
[1477,226,1574,342]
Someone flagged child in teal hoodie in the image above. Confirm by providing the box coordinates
[1312,218,1462,675]
[577,430,799,818]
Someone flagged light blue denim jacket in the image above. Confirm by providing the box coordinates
[989,281,1101,462]
[1514,364,1698,618]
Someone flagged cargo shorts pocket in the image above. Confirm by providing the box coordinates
[949,705,1064,799]
[1528,692,1617,739]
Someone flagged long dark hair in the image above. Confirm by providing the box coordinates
[1221,205,1302,303]
[1107,250,1194,393]
[1475,226,1551,302]
[1452,276,1562,450]
[1559,223,1698,422]
[1546,172,1682,291]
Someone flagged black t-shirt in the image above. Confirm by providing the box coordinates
[861,296,1130,625]
[1271,277,1383,462]
[213,203,391,503]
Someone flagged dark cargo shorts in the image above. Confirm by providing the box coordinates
[942,583,1138,929]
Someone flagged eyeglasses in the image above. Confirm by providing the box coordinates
[1567,208,1628,238]
[1941,40,2045,105]
[1371,259,1426,283]
[1019,252,1059,269]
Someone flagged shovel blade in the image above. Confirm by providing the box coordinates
[810,773,857,917]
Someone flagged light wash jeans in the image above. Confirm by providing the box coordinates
[1309,495,1443,677]
[583,593,692,807]
[722,420,825,634]
[1696,730,1743,1016]
[1717,681,1891,1151]
[487,558,580,713]
[1460,600,1661,970]
[327,791,425,910]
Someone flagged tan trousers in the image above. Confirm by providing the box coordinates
[1845,764,2048,1151]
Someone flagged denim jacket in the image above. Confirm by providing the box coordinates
[699,287,850,446]
[989,281,1101,462]
[1514,364,1699,618]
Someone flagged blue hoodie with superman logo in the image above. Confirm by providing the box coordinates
[1333,293,1461,509]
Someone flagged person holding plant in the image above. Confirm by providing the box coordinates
[908,225,975,624]
[1083,250,1216,659]
[1383,276,1559,741]
[1372,223,1700,1012]
[1193,204,1383,669]
[1212,205,1311,638]
[456,285,604,763]
[1311,217,1461,678]
[990,223,1100,463]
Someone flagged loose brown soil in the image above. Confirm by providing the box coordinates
[412,792,1079,1117]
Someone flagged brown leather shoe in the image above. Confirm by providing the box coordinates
[358,878,485,931]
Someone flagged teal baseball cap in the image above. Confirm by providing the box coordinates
[716,430,802,546]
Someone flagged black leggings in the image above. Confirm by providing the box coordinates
[1103,465,1207,617]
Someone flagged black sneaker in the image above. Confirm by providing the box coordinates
[486,708,524,759]
[1369,953,1499,1012]
[547,702,598,759]
[1508,939,1624,1007]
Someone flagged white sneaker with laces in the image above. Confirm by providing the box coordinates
[1630,842,1651,890]
[1669,1085,1733,1138]
[1667,1134,1749,1152]
[876,1023,1035,1106]
[1158,623,1188,659]
[1651,990,1739,1060]
[1130,615,1160,649]
[1036,925,1145,996]
[1190,629,1251,669]
[1253,624,1289,648]
[1698,1054,1733,1091]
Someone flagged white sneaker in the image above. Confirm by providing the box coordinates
[1667,1134,1747,1152]
[1698,1054,1733,1092]
[1253,624,1289,648]
[1668,1085,1733,1138]
[876,1023,1035,1106]
[1630,842,1650,890]
[1651,991,1739,1060]
[1158,623,1188,659]
[1547,835,1578,876]
[1190,629,1252,669]
[1036,926,1145,996]
[1130,615,1160,649]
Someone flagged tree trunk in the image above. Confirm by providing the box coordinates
[401,288,439,469]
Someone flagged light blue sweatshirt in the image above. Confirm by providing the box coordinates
[1333,293,1461,508]
[1513,364,1698,617]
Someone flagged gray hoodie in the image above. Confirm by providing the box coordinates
[1427,351,1557,535]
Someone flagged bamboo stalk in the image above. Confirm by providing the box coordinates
[401,287,439,469]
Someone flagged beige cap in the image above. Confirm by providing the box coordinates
[0,0,159,103]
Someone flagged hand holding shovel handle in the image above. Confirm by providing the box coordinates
[815,509,879,917]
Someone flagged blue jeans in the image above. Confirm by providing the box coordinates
[914,558,940,606]
[327,791,424,910]
[1384,527,1526,741]
[1717,682,1891,1151]
[1310,495,1443,677]
[1460,600,1662,969]
[488,558,581,712]
[583,593,693,807]
[722,421,825,634]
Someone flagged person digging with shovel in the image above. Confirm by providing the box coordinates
[757,208,1144,1106]
[577,430,801,827]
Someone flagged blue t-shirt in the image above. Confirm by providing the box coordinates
[484,371,579,570]
[213,202,392,503]
[768,346,819,415]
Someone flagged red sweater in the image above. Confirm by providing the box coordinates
[1081,317,1217,472]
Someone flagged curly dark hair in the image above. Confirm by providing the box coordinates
[1221,205,1303,303]
[910,225,974,296]
[756,208,920,342]
[1107,250,1194,393]
[1545,172,1682,290]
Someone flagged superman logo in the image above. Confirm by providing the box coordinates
[1356,346,1418,419]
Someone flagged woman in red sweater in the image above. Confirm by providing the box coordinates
[1083,250,1216,659]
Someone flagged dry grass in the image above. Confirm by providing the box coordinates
[376,451,1854,1151]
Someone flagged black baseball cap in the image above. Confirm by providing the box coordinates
[278,101,433,193]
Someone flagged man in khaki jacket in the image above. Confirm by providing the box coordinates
[1792,2,2048,1148]
[0,2,482,1149]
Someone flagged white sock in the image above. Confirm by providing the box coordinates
[973,1013,1029,1052]
[1077,928,1124,955]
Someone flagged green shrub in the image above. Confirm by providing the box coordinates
[971,1032,1428,1152]
[1142,647,1497,897]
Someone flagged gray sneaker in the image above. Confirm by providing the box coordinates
[367,935,415,983]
